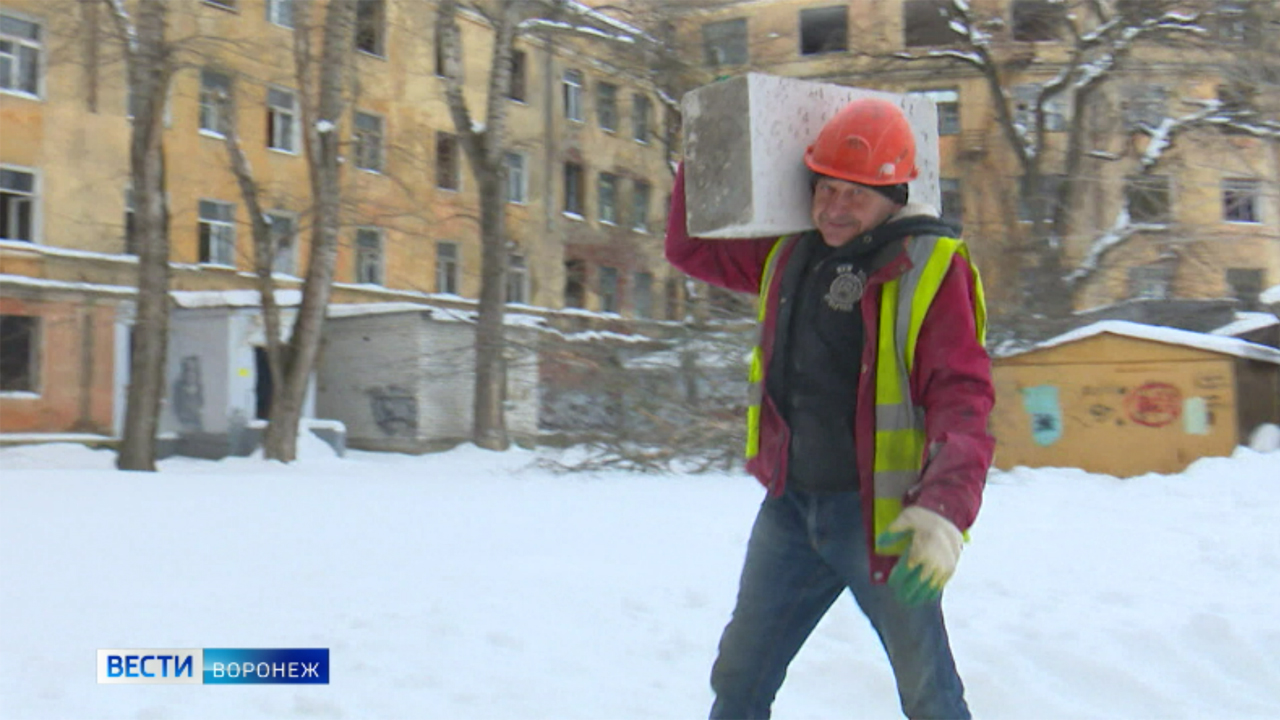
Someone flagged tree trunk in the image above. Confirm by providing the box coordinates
[116,0,171,471]
[260,0,355,461]
[473,170,510,450]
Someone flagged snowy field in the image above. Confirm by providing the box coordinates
[2,437,1278,720]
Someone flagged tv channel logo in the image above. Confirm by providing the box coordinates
[98,649,328,685]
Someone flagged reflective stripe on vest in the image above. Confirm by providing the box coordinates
[874,236,986,555]
[745,236,797,459]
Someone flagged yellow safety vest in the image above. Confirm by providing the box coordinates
[745,234,986,552]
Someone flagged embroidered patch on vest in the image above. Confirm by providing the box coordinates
[824,264,866,312]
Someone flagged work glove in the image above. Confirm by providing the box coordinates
[876,506,963,606]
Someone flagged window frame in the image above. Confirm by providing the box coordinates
[940,177,963,226]
[504,151,527,204]
[632,93,650,144]
[354,110,385,173]
[197,199,237,266]
[912,88,960,136]
[564,259,586,309]
[436,241,460,295]
[266,86,299,154]
[1125,174,1173,225]
[597,82,618,132]
[598,172,619,225]
[198,68,233,137]
[598,265,620,314]
[507,49,526,102]
[354,226,383,285]
[633,271,653,319]
[903,0,961,47]
[0,11,43,99]
[564,162,585,218]
[355,0,386,58]
[1017,173,1065,223]
[266,0,294,28]
[0,165,38,243]
[505,253,528,305]
[0,314,40,395]
[266,210,297,275]
[1128,265,1173,300]
[1222,178,1261,224]
[631,179,651,232]
[563,69,584,122]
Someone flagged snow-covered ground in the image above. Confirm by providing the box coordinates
[2,438,1278,720]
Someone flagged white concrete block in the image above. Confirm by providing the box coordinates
[682,73,940,238]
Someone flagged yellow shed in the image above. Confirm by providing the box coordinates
[991,321,1280,477]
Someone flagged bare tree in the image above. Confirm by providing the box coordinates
[105,0,176,471]
[435,0,647,451]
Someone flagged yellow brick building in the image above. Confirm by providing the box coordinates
[0,0,677,435]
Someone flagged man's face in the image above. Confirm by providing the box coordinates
[810,177,901,247]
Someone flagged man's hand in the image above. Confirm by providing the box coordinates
[876,506,963,606]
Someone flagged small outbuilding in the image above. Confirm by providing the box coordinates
[991,321,1280,477]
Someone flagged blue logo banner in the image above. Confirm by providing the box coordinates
[202,648,329,685]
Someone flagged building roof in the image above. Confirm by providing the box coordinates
[1008,320,1280,365]
[1210,312,1280,338]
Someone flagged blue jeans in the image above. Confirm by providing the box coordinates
[710,488,970,720]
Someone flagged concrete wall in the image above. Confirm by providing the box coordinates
[317,310,541,452]
[992,334,1242,476]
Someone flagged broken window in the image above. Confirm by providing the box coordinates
[0,314,38,393]
[564,162,585,217]
[903,0,961,47]
[0,167,35,242]
[703,18,748,67]
[1011,0,1064,41]
[1223,178,1260,223]
[564,259,586,308]
[1126,175,1172,224]
[799,6,848,55]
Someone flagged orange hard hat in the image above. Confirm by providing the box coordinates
[804,98,918,186]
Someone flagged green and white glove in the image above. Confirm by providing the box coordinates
[876,506,963,606]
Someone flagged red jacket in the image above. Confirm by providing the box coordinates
[665,167,995,582]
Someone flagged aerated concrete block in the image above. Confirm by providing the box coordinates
[682,73,940,239]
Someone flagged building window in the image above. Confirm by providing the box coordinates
[632,93,651,144]
[0,167,35,242]
[355,0,385,57]
[703,18,747,67]
[563,69,584,122]
[267,212,295,275]
[435,132,460,191]
[199,69,232,135]
[266,0,293,28]
[354,111,383,172]
[434,21,447,77]
[1013,84,1068,132]
[564,259,586,308]
[631,179,651,232]
[354,227,382,285]
[940,178,963,226]
[904,0,961,47]
[1011,0,1064,42]
[912,88,960,135]
[1126,175,1171,224]
[799,6,848,55]
[1128,265,1173,300]
[1227,268,1264,310]
[124,188,137,254]
[506,253,528,304]
[204,0,236,9]
[1122,84,1167,132]
[198,199,236,266]
[436,241,459,294]
[634,271,653,318]
[0,13,41,97]
[266,87,298,152]
[0,315,38,393]
[597,82,617,131]
[1223,178,1260,223]
[598,173,619,225]
[504,152,526,204]
[508,50,525,101]
[599,266,619,313]
[564,162,585,217]
[1017,174,1064,222]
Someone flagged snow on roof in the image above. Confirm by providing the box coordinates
[1010,320,1280,365]
[0,273,135,296]
[0,239,138,265]
[170,289,302,308]
[1262,284,1280,305]
[1210,312,1279,338]
[326,302,434,318]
